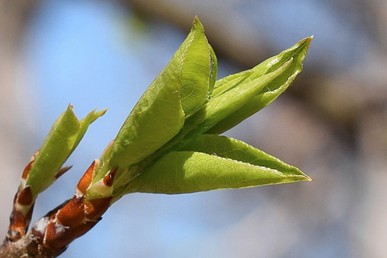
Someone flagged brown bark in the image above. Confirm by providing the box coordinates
[0,233,66,258]
[1,234,44,258]
[1,161,113,257]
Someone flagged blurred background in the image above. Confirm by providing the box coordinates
[1,0,387,257]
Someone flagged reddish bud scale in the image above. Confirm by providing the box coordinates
[6,191,34,242]
[56,197,85,227]
[103,167,117,187]
[21,160,33,180]
[7,186,35,241]
[31,195,111,253]
[55,166,72,179]
[6,205,34,242]
[84,197,112,220]
[17,186,33,206]
[7,151,73,244]
[76,160,97,195]
[6,158,36,242]
[29,160,115,254]
[21,151,38,180]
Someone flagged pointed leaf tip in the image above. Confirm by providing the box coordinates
[305,176,312,182]
[192,16,204,31]
[121,135,311,195]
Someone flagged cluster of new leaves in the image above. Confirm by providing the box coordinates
[25,18,311,205]
[0,17,314,258]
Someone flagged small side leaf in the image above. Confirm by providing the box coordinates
[123,135,310,194]
[26,105,105,197]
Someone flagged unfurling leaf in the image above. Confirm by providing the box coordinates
[123,135,310,194]
[207,36,312,134]
[26,106,106,197]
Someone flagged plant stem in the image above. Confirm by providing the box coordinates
[0,216,68,258]
[1,161,112,257]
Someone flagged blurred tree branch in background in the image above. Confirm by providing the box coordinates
[0,0,39,233]
[0,0,38,50]
[122,0,271,68]
[123,0,387,144]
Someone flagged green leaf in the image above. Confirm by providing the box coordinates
[26,105,105,197]
[123,135,310,194]
[94,17,217,182]
[195,58,294,134]
[179,17,217,115]
[153,38,312,155]
[167,58,294,150]
[207,36,312,134]
[182,134,300,171]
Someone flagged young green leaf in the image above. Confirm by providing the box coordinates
[92,17,217,182]
[207,37,312,134]
[151,37,312,156]
[26,105,105,197]
[186,58,295,136]
[122,135,309,194]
